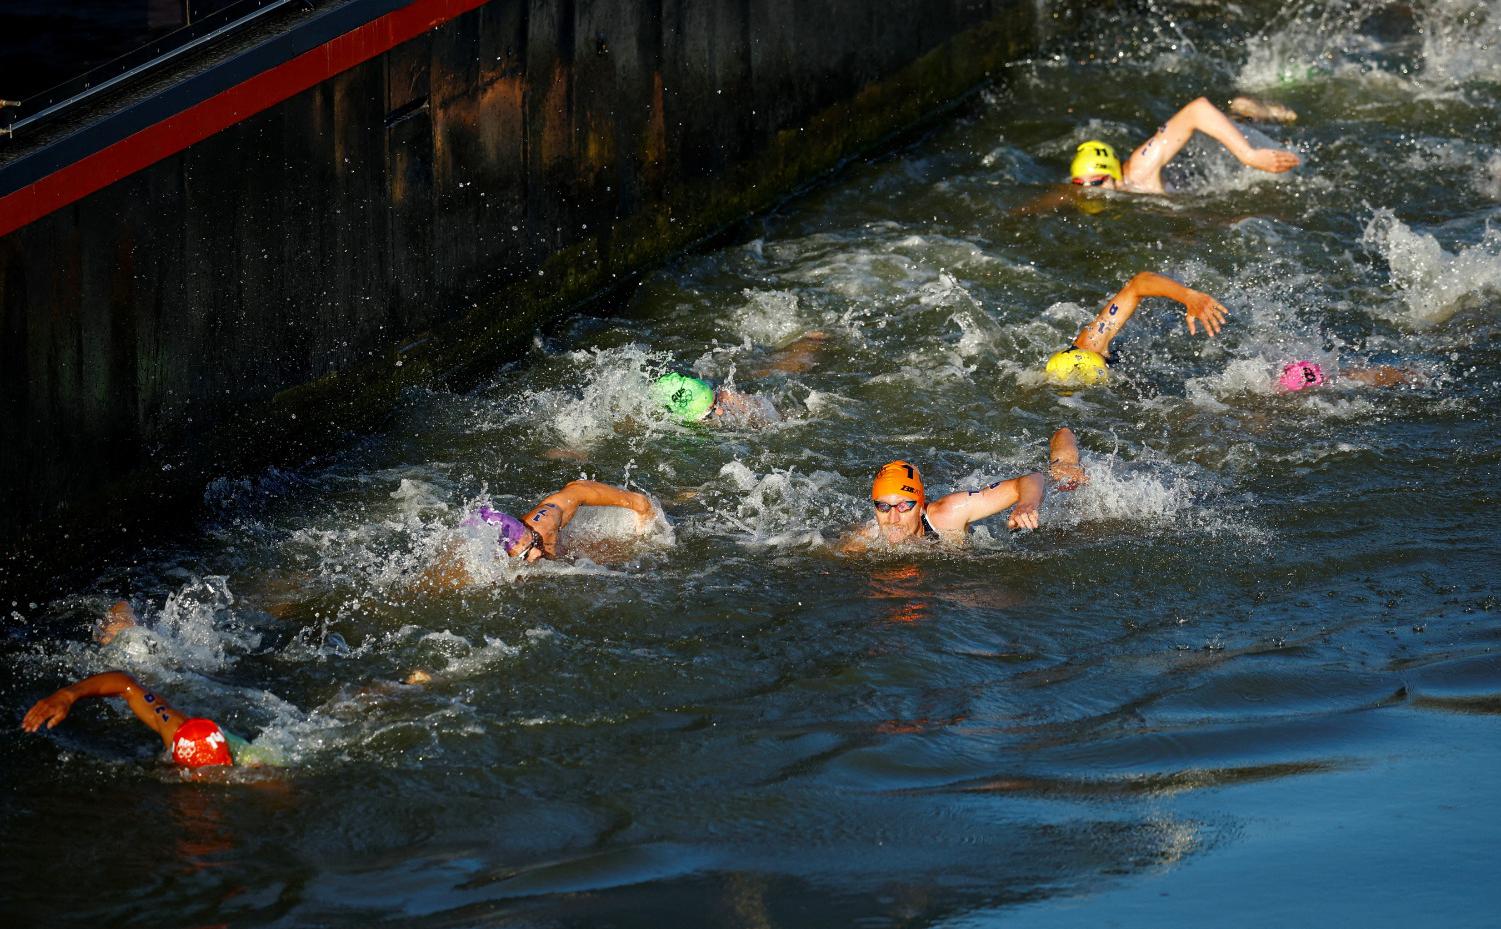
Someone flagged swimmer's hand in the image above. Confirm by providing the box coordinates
[633,498,663,535]
[835,523,878,554]
[1243,147,1300,174]
[1183,291,1229,338]
[22,690,77,732]
[1229,96,1298,124]
[1050,460,1088,491]
[1007,500,1040,531]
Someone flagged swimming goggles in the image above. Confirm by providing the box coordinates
[1072,176,1109,187]
[509,526,544,559]
[873,500,918,513]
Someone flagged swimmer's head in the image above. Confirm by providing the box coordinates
[652,373,717,421]
[1278,360,1325,392]
[172,718,233,768]
[872,460,924,507]
[465,505,529,555]
[1045,347,1110,386]
[1070,140,1122,185]
[872,461,925,541]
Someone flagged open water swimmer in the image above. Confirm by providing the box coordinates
[22,672,282,770]
[417,479,662,590]
[651,372,781,426]
[1069,96,1301,194]
[842,427,1086,551]
[647,333,828,426]
[1045,272,1229,385]
[1275,359,1427,392]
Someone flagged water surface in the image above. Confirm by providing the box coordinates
[4,1,1501,926]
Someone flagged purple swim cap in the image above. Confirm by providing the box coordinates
[463,505,528,552]
[1278,360,1325,392]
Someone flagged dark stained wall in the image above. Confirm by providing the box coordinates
[0,0,1056,558]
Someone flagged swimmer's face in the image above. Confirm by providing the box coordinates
[1073,175,1118,190]
[873,494,921,542]
[504,529,546,562]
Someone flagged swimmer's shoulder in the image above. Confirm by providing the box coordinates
[223,730,287,768]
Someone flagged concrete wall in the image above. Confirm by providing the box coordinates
[0,0,1057,566]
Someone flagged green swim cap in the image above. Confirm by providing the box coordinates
[651,373,716,421]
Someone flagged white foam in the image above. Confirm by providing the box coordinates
[1235,0,1398,90]
[704,461,850,548]
[730,289,805,345]
[1362,209,1501,327]
[97,576,258,676]
[501,344,680,449]
[1418,0,1501,86]
[1043,453,1257,541]
[1237,0,1501,94]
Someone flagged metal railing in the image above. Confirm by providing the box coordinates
[1,0,304,139]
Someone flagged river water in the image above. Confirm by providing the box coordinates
[5,1,1501,926]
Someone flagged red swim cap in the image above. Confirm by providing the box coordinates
[171,718,234,768]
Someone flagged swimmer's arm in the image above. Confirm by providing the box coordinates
[760,331,828,374]
[1012,187,1076,216]
[412,540,473,593]
[1340,365,1426,388]
[712,389,779,422]
[547,480,654,520]
[928,473,1046,532]
[525,481,655,556]
[21,672,187,748]
[1073,272,1227,355]
[836,522,879,554]
[1123,98,1299,190]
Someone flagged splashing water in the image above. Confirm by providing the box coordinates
[1362,209,1501,327]
[7,3,1501,927]
[1417,0,1501,86]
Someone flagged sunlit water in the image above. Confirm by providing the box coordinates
[5,2,1501,926]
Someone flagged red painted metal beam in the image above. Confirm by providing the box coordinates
[0,0,488,239]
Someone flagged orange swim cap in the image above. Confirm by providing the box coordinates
[872,461,924,507]
[171,718,234,768]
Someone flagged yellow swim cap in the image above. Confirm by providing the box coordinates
[1070,140,1122,183]
[1045,348,1109,386]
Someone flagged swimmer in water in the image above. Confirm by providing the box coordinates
[841,427,1086,551]
[1275,360,1428,392]
[652,372,781,426]
[415,479,661,590]
[21,671,278,769]
[1043,272,1229,386]
[650,333,829,426]
[1069,97,1301,195]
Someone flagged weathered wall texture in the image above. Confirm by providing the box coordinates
[0,0,1055,559]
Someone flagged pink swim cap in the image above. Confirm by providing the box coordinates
[1278,361,1325,392]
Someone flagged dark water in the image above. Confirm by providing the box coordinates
[5,1,1501,926]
